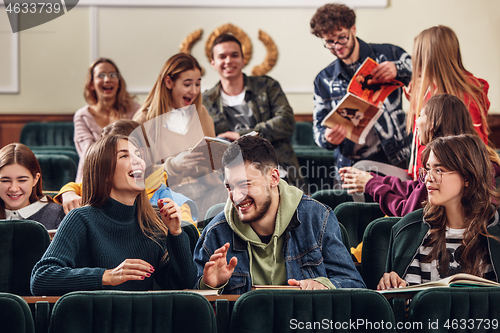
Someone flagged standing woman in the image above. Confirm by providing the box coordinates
[74,58,140,182]
[31,134,197,296]
[134,53,225,221]
[378,135,500,289]
[406,25,490,178]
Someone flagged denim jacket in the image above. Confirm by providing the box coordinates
[193,195,366,294]
[313,38,413,167]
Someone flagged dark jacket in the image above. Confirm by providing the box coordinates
[313,38,413,166]
[386,208,500,282]
[202,74,304,188]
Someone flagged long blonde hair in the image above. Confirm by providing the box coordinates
[407,26,489,136]
[137,53,202,122]
[84,58,136,117]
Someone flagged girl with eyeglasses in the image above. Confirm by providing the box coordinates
[74,58,140,182]
[31,134,197,296]
[378,134,500,289]
[340,94,500,217]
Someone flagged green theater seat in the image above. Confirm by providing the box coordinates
[48,291,217,333]
[361,216,401,290]
[0,293,35,333]
[408,287,500,333]
[0,220,50,296]
[20,122,75,148]
[35,154,77,191]
[31,147,79,168]
[230,289,395,333]
[334,202,385,249]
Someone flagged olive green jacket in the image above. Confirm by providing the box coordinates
[202,74,304,189]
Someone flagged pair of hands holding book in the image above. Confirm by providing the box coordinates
[202,243,328,290]
[324,61,398,145]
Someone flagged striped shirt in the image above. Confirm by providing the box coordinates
[405,227,495,285]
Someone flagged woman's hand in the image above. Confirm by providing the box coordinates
[102,259,154,286]
[171,151,205,170]
[158,198,182,236]
[377,271,407,290]
[339,167,373,194]
[61,191,82,214]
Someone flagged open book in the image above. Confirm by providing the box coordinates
[321,57,403,145]
[189,136,231,171]
[189,131,258,171]
[378,273,500,294]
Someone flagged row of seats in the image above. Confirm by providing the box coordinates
[20,122,77,191]
[18,121,335,193]
[0,219,199,297]
[1,202,391,297]
[3,287,500,333]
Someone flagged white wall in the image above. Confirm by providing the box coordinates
[0,0,499,114]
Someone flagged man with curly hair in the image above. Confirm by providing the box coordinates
[310,3,413,177]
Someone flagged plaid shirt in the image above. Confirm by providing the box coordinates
[313,38,413,166]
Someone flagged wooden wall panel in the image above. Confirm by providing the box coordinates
[1,113,500,150]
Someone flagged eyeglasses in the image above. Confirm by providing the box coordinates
[322,31,350,49]
[95,72,119,80]
[418,167,456,184]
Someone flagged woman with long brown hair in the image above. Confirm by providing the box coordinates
[378,134,500,289]
[74,58,140,182]
[0,143,64,229]
[31,134,197,296]
[340,94,500,217]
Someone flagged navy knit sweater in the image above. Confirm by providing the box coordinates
[30,198,197,296]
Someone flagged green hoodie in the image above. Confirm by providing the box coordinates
[224,179,302,285]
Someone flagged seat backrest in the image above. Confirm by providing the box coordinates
[311,188,353,211]
[0,292,35,333]
[181,223,199,254]
[20,122,75,148]
[361,216,400,290]
[31,147,79,167]
[338,222,350,252]
[230,289,395,333]
[333,202,384,248]
[201,202,226,228]
[291,122,316,147]
[408,287,500,332]
[48,291,217,333]
[35,154,77,191]
[0,220,50,295]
